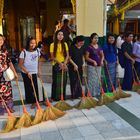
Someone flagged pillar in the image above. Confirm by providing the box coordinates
[46,0,59,36]
[0,0,4,34]
[76,0,105,37]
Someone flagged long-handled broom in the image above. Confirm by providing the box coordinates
[102,67,115,97]
[30,77,44,125]
[132,65,140,92]
[117,79,132,98]
[15,80,32,128]
[38,77,65,121]
[104,62,120,100]
[74,70,93,109]
[54,70,73,111]
[95,67,114,106]
[0,95,17,132]
[82,67,97,107]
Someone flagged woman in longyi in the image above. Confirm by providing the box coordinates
[0,34,18,115]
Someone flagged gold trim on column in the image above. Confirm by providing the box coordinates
[0,0,4,24]
[71,0,76,14]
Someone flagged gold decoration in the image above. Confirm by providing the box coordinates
[71,0,76,14]
[0,0,4,25]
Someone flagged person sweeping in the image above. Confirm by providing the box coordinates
[85,33,104,100]
[68,35,86,99]
[102,33,118,92]
[19,36,44,109]
[50,30,69,101]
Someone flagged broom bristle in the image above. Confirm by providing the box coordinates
[117,89,131,98]
[54,101,73,111]
[97,94,114,106]
[32,109,44,125]
[74,97,93,109]
[137,89,140,94]
[86,97,97,108]
[1,116,17,132]
[51,106,65,117]
[43,107,57,121]
[113,92,120,100]
[15,112,32,128]
[133,85,140,92]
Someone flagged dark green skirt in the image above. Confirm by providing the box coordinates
[51,64,67,101]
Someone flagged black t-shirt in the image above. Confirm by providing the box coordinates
[69,45,85,67]
[121,41,133,57]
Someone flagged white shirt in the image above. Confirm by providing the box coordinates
[19,49,40,74]
[116,36,124,49]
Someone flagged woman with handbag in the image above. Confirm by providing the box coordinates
[19,36,43,109]
[50,30,69,101]
[0,34,18,115]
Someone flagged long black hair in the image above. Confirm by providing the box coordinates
[107,33,117,54]
[53,30,66,57]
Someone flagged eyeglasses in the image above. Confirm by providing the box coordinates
[129,35,133,37]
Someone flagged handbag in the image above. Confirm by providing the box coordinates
[3,67,15,81]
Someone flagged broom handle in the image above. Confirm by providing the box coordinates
[132,64,140,82]
[95,67,105,94]
[77,70,83,88]
[30,77,41,109]
[82,67,89,91]
[132,65,137,84]
[102,68,109,91]
[61,70,64,101]
[104,61,115,91]
[77,70,85,97]
[15,80,25,108]
[82,67,91,96]
[0,95,12,116]
[38,77,51,106]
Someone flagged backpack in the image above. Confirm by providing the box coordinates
[118,48,125,68]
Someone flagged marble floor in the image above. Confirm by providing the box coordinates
[1,80,140,140]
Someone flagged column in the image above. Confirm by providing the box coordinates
[76,0,105,37]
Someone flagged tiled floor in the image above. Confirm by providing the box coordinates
[1,80,140,140]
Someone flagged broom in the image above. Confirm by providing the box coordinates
[104,62,120,100]
[132,65,140,92]
[116,79,131,98]
[54,70,73,111]
[102,67,114,97]
[94,67,114,106]
[15,80,32,128]
[74,70,93,109]
[82,67,97,107]
[0,95,17,132]
[30,77,44,125]
[38,77,65,121]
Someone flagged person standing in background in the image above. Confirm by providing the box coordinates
[133,34,140,79]
[121,32,135,91]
